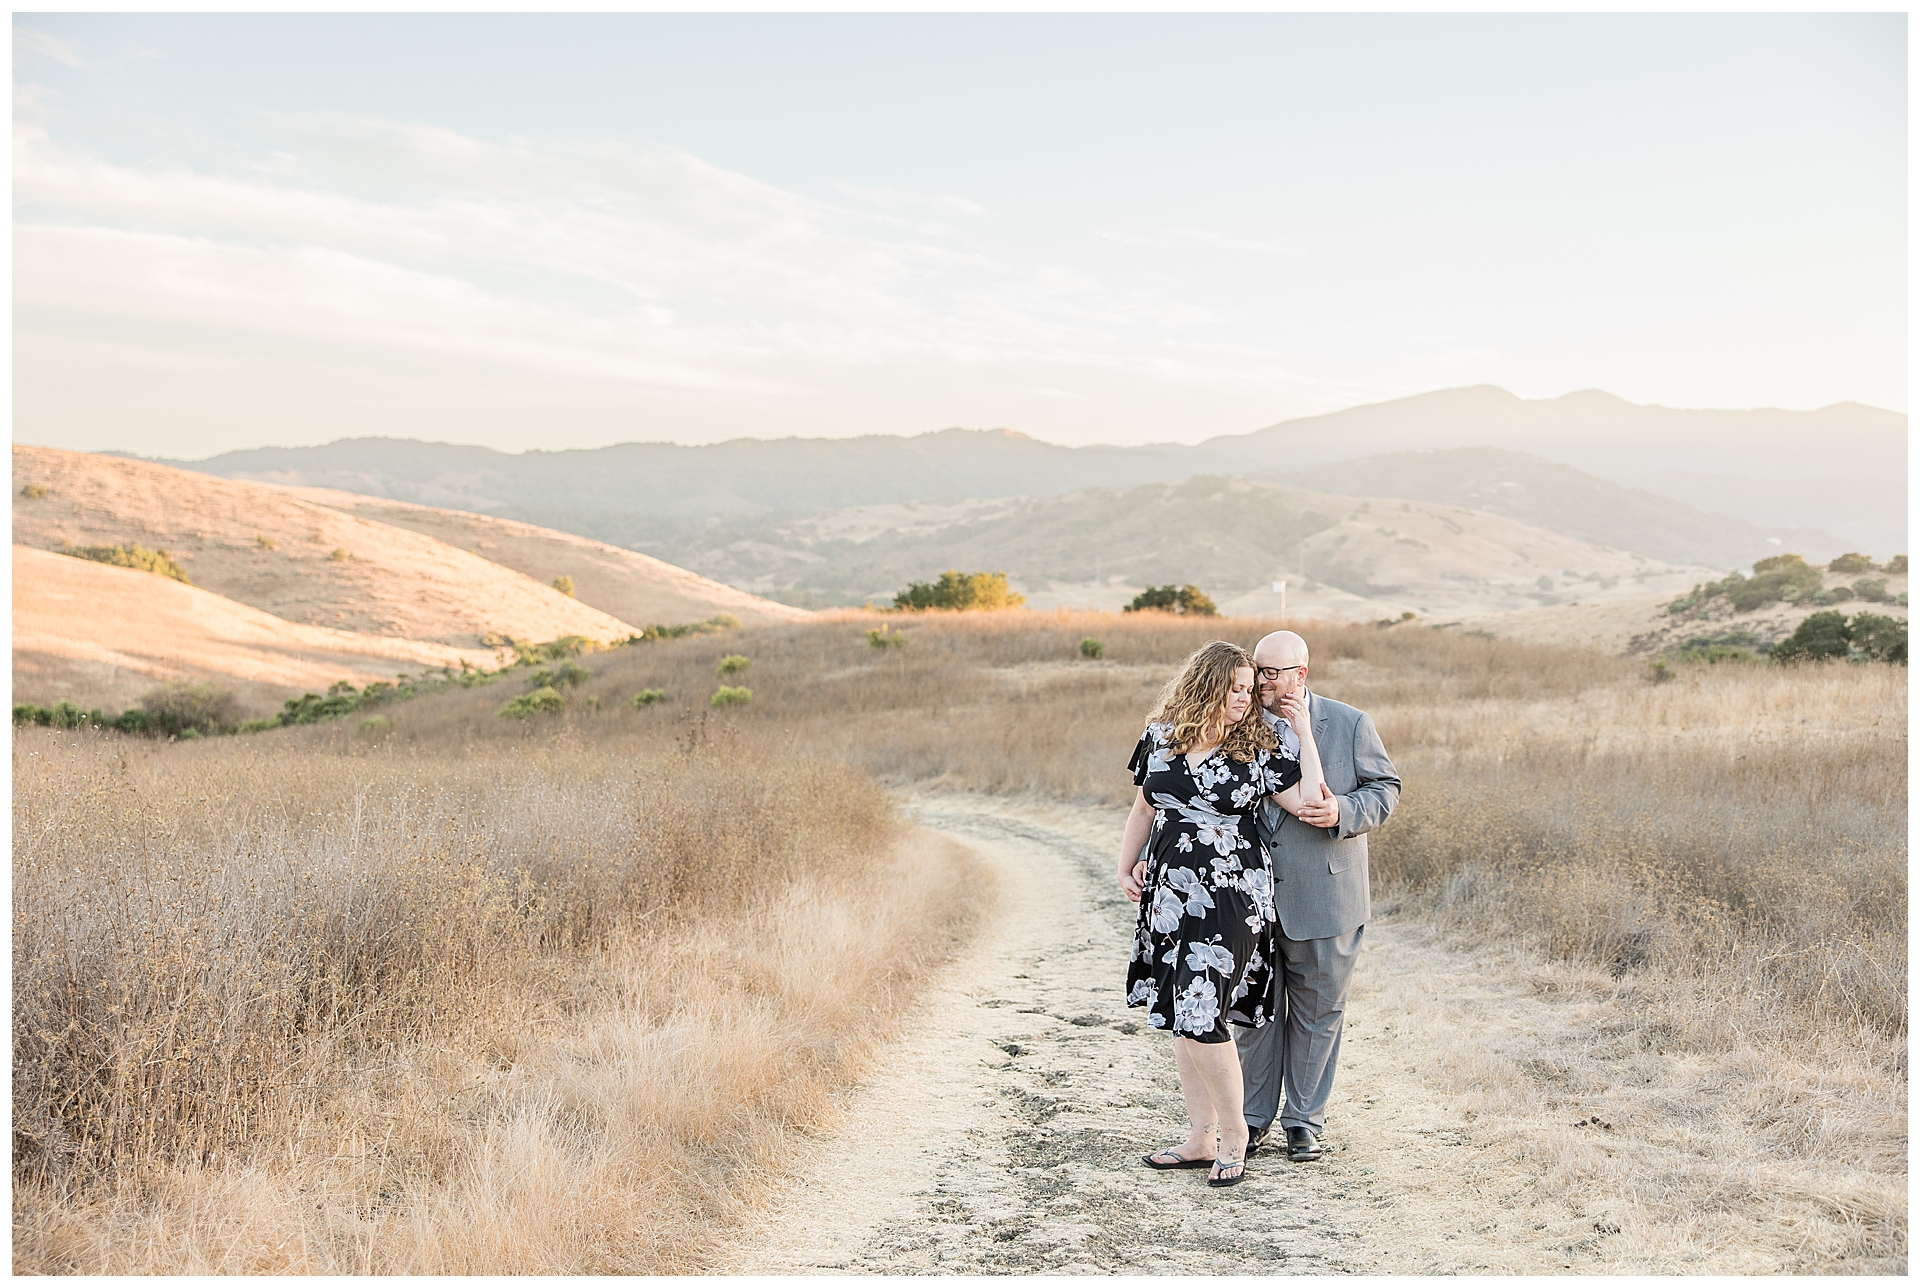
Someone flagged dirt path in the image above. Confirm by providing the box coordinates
[718,794,1905,1275]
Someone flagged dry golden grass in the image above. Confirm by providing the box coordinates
[12,720,985,1272]
[14,607,1904,1270]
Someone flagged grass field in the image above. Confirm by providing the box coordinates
[13,609,1907,1270]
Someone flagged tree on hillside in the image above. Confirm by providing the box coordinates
[893,570,1025,611]
[1727,554,1823,612]
[1124,585,1219,616]
[1771,610,1907,665]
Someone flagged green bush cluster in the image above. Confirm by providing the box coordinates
[1772,611,1907,665]
[551,574,575,597]
[628,688,666,708]
[716,654,751,676]
[1079,637,1105,660]
[526,661,592,690]
[617,615,741,644]
[19,483,47,500]
[1827,552,1875,574]
[12,702,122,731]
[1124,584,1219,616]
[894,570,1025,611]
[710,685,753,708]
[58,543,191,585]
[1665,628,1768,666]
[498,686,567,719]
[867,626,906,650]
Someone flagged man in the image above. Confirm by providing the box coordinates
[1237,630,1400,1163]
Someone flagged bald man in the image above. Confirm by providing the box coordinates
[1238,630,1400,1164]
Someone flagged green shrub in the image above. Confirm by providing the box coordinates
[1727,555,1823,612]
[498,686,566,719]
[1771,611,1853,664]
[551,575,575,597]
[1852,578,1889,603]
[358,715,391,733]
[1667,574,1742,615]
[111,709,149,735]
[710,685,753,708]
[628,689,666,708]
[1828,552,1875,574]
[177,728,203,741]
[237,718,278,734]
[1124,585,1219,616]
[19,483,46,500]
[11,701,105,729]
[360,680,395,705]
[894,570,1025,611]
[1079,637,1105,660]
[867,626,906,650]
[526,661,591,689]
[139,682,238,736]
[278,682,362,726]
[59,543,191,584]
[716,654,751,676]
[1883,555,1908,575]
[1849,613,1908,665]
[1810,585,1854,607]
[619,616,740,644]
[255,535,277,551]
[329,548,350,563]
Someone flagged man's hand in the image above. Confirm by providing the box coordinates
[1297,782,1341,830]
[1119,858,1148,902]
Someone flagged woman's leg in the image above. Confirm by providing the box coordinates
[1179,1036,1250,1179]
[1156,1035,1218,1163]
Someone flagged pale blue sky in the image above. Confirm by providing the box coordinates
[13,13,1907,456]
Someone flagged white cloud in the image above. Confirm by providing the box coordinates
[15,25,85,69]
[14,114,1371,450]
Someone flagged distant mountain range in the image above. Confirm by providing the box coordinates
[137,385,1905,607]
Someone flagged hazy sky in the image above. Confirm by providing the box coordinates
[13,13,1907,457]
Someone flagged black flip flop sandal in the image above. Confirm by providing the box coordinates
[1208,1155,1247,1187]
[1142,1149,1212,1170]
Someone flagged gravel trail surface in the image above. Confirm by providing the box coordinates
[717,794,1606,1275]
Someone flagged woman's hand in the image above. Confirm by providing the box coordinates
[1118,788,1155,902]
[1278,690,1313,738]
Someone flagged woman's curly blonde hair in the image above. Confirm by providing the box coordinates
[1147,640,1277,763]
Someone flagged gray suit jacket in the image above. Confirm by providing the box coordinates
[1259,691,1401,941]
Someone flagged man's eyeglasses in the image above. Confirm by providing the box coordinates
[1255,665,1304,682]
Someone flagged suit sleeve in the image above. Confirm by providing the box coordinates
[1336,712,1400,840]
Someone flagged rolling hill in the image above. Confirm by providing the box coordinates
[13,546,500,714]
[1280,447,1833,572]
[11,445,809,716]
[144,385,1903,564]
[273,486,810,629]
[624,475,1719,618]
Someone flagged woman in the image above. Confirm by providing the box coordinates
[1117,639,1325,1187]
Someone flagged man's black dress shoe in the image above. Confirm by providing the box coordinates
[1244,1125,1269,1158]
[1285,1126,1322,1162]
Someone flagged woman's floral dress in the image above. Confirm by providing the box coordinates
[1124,721,1300,1042]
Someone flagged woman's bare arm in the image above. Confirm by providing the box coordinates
[1117,788,1154,901]
[1273,695,1327,817]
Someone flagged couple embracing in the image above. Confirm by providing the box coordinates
[1118,632,1400,1186]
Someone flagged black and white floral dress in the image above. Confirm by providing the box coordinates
[1124,721,1300,1043]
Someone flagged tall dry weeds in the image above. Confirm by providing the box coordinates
[13,720,982,1271]
[14,608,1904,1269]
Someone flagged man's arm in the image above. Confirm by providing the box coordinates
[1335,712,1399,840]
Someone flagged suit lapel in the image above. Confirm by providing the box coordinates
[1309,688,1330,736]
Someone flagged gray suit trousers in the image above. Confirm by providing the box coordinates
[1234,924,1364,1136]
